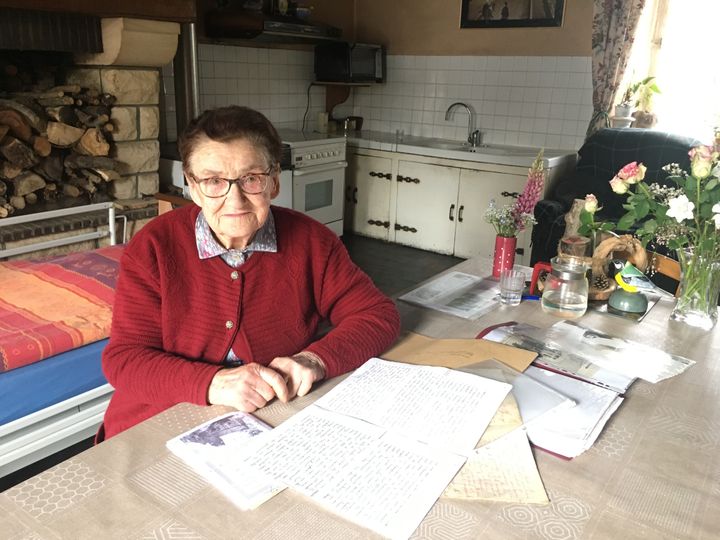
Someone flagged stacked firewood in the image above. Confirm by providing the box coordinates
[0,83,120,218]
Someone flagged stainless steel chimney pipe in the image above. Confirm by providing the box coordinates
[173,22,201,139]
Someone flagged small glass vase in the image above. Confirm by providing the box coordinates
[492,235,517,278]
[670,247,720,331]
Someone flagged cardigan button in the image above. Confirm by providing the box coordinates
[230,271,239,280]
[225,320,234,329]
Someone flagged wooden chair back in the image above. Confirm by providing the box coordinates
[647,251,681,296]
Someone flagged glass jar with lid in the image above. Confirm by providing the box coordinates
[540,257,589,319]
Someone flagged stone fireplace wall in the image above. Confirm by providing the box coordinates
[0,17,179,259]
[66,67,161,200]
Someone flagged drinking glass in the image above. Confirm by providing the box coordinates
[499,269,526,306]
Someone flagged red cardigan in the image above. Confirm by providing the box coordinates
[100,205,400,439]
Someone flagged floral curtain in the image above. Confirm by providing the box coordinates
[586,0,647,138]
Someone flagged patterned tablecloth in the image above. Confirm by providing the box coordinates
[2,257,719,539]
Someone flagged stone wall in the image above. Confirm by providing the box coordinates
[67,67,161,201]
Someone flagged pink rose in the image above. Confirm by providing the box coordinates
[609,176,629,194]
[584,194,599,213]
[688,145,718,179]
[617,162,647,184]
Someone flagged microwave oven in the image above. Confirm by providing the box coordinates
[314,42,385,83]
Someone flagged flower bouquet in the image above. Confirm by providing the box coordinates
[485,149,545,277]
[609,138,720,329]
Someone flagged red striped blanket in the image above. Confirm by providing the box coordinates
[0,245,123,373]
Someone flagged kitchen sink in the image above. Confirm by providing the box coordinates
[407,138,537,156]
[428,142,472,151]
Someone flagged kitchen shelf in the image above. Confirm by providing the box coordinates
[318,83,370,114]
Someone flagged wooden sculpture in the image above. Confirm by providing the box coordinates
[589,235,648,301]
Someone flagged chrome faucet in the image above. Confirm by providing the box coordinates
[445,102,482,148]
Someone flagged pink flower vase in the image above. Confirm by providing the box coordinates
[492,235,517,278]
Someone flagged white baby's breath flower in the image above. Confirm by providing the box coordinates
[666,195,695,223]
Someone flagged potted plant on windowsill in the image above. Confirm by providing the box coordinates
[614,87,635,120]
[630,76,661,128]
[616,76,661,128]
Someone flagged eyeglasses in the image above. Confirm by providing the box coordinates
[188,165,276,198]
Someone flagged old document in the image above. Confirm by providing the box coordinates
[243,406,466,540]
[444,427,549,504]
[314,357,513,453]
[242,358,512,539]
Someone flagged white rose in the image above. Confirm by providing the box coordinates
[712,203,720,230]
[666,195,695,223]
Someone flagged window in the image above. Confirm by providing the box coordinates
[623,0,720,141]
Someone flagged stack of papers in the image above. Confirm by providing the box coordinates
[399,271,499,319]
[240,357,512,539]
[484,322,636,393]
[522,366,624,459]
[546,321,695,383]
[482,320,695,458]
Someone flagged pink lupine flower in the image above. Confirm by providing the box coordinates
[512,150,545,231]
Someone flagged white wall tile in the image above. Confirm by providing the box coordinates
[164,48,592,149]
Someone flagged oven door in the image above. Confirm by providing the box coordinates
[292,161,347,232]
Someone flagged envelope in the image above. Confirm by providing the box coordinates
[382,331,536,372]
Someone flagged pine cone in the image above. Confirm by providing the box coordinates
[592,273,610,290]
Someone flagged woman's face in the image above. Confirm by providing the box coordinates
[186,137,279,250]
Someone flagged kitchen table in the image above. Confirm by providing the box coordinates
[1,257,718,539]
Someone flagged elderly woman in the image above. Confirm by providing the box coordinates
[99,106,400,440]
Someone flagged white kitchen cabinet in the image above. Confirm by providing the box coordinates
[454,169,530,262]
[345,152,393,240]
[346,146,571,265]
[394,161,459,254]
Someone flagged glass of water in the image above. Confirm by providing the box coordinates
[499,269,526,306]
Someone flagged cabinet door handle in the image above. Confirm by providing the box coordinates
[393,223,417,233]
[368,219,390,228]
[449,203,455,221]
[515,248,525,255]
[382,172,392,180]
[369,171,377,177]
[501,191,520,198]
[458,205,464,222]
[352,187,358,204]
[396,175,419,183]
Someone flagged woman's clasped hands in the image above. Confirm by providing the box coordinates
[207,352,326,412]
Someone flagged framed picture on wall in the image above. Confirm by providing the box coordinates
[461,0,565,28]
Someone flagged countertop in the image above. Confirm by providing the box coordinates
[345,130,577,169]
